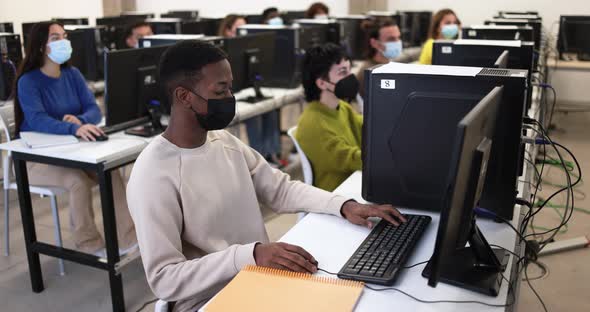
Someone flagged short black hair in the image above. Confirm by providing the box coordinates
[124,21,152,40]
[262,7,279,21]
[158,40,228,105]
[302,43,350,102]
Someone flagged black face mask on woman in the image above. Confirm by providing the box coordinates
[186,88,236,130]
[324,74,360,102]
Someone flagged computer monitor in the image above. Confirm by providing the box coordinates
[161,10,199,20]
[485,18,542,51]
[293,19,340,46]
[462,25,534,42]
[238,24,324,88]
[222,32,276,102]
[120,12,155,19]
[0,23,14,34]
[104,45,168,136]
[53,17,89,25]
[0,33,22,100]
[147,18,183,35]
[281,11,306,25]
[97,15,146,50]
[398,11,432,47]
[65,25,105,81]
[181,18,223,36]
[139,34,221,48]
[244,15,264,24]
[432,39,534,110]
[422,86,509,296]
[557,16,590,60]
[335,15,369,60]
[362,63,527,221]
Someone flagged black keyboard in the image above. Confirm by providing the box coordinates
[337,214,431,285]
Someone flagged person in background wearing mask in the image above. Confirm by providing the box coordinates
[127,40,405,312]
[262,7,283,25]
[296,43,363,192]
[217,14,246,37]
[14,22,137,257]
[419,9,461,65]
[305,2,330,19]
[356,18,402,98]
[124,21,154,49]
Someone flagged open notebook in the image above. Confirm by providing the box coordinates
[20,132,78,149]
[205,265,364,312]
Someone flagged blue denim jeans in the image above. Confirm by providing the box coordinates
[245,110,281,157]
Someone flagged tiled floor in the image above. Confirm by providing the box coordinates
[1,106,589,311]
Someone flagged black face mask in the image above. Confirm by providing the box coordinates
[325,74,359,102]
[187,89,236,130]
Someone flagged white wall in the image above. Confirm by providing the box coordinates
[135,0,349,18]
[388,0,590,31]
[0,0,103,38]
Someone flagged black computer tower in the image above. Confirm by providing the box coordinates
[161,11,199,20]
[148,18,183,35]
[462,25,534,42]
[0,33,22,100]
[53,17,89,25]
[181,18,223,36]
[363,64,528,220]
[398,11,432,47]
[0,22,14,34]
[336,16,369,60]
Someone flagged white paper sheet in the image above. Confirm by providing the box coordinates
[20,132,78,149]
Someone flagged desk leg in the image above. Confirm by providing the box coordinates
[97,168,125,312]
[13,158,44,292]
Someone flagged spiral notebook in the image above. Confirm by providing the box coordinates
[205,265,364,312]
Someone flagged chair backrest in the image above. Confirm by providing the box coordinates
[0,104,15,187]
[0,104,14,143]
[287,126,313,185]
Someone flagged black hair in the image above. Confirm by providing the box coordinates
[14,21,69,136]
[123,21,152,40]
[262,7,279,23]
[302,43,350,102]
[158,40,228,105]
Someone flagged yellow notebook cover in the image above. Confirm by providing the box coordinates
[205,265,364,312]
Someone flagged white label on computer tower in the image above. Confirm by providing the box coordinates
[469,30,477,37]
[442,46,453,54]
[239,29,248,36]
[143,41,151,47]
[380,79,396,89]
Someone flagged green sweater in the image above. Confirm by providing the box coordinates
[296,100,363,191]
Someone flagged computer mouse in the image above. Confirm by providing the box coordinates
[93,134,109,141]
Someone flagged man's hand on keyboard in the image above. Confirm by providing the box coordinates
[340,201,407,229]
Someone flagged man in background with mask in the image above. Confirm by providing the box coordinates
[126,40,406,312]
[124,21,153,49]
[356,18,402,98]
[262,7,284,25]
[296,43,363,192]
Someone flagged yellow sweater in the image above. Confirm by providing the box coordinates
[419,38,434,65]
[296,100,363,191]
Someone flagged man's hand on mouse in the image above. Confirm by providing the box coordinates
[340,200,407,229]
[76,124,105,142]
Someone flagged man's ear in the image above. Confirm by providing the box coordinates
[174,86,192,109]
[370,38,381,51]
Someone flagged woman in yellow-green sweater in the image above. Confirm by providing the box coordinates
[296,43,363,191]
[419,9,462,65]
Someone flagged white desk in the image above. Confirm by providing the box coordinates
[233,87,304,124]
[0,131,155,312]
[546,59,590,108]
[279,171,525,311]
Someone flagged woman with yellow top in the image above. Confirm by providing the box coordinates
[419,9,462,65]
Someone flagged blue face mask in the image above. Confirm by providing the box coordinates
[47,39,72,64]
[441,24,459,39]
[382,41,403,60]
[268,17,284,26]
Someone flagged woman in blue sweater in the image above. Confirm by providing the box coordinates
[14,22,136,256]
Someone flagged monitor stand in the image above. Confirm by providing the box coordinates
[242,85,271,104]
[125,124,166,137]
[422,224,510,296]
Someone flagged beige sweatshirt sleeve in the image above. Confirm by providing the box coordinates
[127,152,257,303]
[232,132,351,216]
